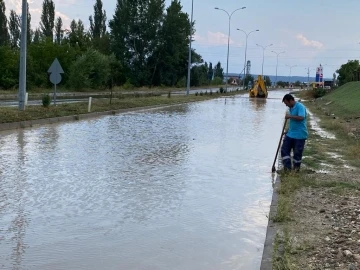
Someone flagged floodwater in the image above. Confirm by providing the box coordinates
[0,90,288,270]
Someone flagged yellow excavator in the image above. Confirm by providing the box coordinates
[249,75,268,98]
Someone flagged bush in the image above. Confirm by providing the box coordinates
[200,91,203,96]
[219,87,224,93]
[176,77,187,88]
[42,94,51,107]
[167,91,171,98]
[68,49,113,90]
[195,92,199,96]
[212,77,223,85]
[123,79,134,90]
[314,88,326,98]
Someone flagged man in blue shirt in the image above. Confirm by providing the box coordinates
[280,94,308,172]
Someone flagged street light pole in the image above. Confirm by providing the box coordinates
[215,6,246,92]
[256,43,273,77]
[186,0,194,96]
[271,50,285,87]
[18,0,28,110]
[237,29,259,90]
[286,64,297,87]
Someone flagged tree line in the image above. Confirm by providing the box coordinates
[0,0,225,91]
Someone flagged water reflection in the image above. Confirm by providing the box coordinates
[0,130,30,269]
[0,90,289,269]
[249,98,267,112]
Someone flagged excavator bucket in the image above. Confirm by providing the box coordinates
[249,75,268,98]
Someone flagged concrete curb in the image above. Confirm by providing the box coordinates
[0,103,181,132]
[260,174,280,270]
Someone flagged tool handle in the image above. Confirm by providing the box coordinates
[272,118,288,172]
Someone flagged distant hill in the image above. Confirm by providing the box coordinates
[225,73,332,83]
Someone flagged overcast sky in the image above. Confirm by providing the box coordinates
[4,0,360,78]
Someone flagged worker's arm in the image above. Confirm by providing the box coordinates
[285,104,306,121]
[285,114,304,121]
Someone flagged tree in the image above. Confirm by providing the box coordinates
[33,28,42,43]
[66,19,88,49]
[214,61,224,79]
[277,81,287,88]
[208,62,213,81]
[191,63,208,87]
[0,46,19,88]
[244,74,254,88]
[54,17,63,44]
[68,49,114,90]
[40,0,55,40]
[0,0,9,46]
[294,80,301,87]
[264,76,272,87]
[148,0,193,86]
[336,60,360,86]
[89,0,106,39]
[110,0,166,86]
[89,0,110,54]
[27,2,32,43]
[9,10,20,48]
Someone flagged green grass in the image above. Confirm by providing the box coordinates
[320,82,360,116]
[271,106,360,269]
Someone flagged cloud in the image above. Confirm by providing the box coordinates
[296,34,324,49]
[194,31,241,46]
[5,0,74,29]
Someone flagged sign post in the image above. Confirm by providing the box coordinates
[48,58,64,105]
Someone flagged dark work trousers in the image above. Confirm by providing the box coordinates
[281,135,306,170]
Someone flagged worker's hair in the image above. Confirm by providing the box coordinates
[282,94,295,102]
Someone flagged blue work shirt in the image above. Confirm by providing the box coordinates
[287,102,308,139]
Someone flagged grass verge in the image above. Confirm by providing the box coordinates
[271,86,360,269]
[0,90,244,124]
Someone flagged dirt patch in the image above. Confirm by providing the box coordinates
[289,182,360,269]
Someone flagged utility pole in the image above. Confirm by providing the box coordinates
[186,0,194,96]
[18,0,28,110]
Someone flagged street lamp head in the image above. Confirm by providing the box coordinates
[256,30,259,31]
[214,7,219,9]
[241,7,246,9]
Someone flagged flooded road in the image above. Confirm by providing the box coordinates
[0,90,288,269]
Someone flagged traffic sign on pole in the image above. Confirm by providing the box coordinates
[48,58,64,105]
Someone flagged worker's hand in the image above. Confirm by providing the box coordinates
[285,113,291,119]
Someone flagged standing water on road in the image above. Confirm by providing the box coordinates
[0,90,288,269]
